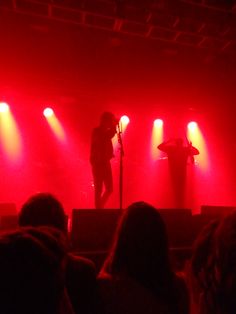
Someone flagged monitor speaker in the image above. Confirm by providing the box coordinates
[159,208,193,247]
[201,205,236,218]
[0,203,18,230]
[71,209,121,252]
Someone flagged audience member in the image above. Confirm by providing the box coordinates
[18,192,99,314]
[0,226,74,314]
[188,218,220,314]
[194,211,236,314]
[98,201,189,314]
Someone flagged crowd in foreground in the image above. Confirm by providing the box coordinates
[0,192,235,314]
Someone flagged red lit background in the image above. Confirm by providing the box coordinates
[0,3,235,215]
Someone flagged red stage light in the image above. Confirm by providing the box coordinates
[188,121,197,131]
[43,108,54,117]
[0,102,9,113]
[154,119,163,127]
[120,115,130,124]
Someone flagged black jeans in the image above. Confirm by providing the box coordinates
[92,161,113,209]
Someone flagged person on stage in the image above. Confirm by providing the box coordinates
[158,138,199,167]
[157,137,199,208]
[90,112,118,209]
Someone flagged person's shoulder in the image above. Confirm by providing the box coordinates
[67,252,96,273]
[174,271,187,286]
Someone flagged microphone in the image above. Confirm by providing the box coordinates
[116,122,121,133]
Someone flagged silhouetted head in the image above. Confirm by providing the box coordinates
[0,226,67,314]
[103,201,172,293]
[19,193,67,234]
[100,111,118,127]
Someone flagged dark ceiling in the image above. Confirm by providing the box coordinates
[1,0,236,119]
[1,0,236,55]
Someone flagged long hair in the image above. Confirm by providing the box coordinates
[189,218,220,313]
[0,226,66,314]
[19,192,67,234]
[102,201,175,298]
[206,211,236,314]
[191,219,220,289]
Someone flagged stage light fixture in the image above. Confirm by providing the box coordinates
[43,107,54,117]
[0,102,9,113]
[120,115,130,124]
[188,121,197,131]
[154,119,163,127]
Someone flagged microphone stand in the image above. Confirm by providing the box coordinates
[117,122,124,211]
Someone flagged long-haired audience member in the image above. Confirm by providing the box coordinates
[193,211,236,314]
[18,192,99,314]
[19,192,68,233]
[98,201,189,314]
[188,218,220,314]
[0,226,74,314]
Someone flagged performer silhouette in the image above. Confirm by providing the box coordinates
[90,112,118,209]
[158,138,199,208]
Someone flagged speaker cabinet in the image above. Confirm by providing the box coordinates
[0,215,18,230]
[0,203,18,230]
[159,208,193,247]
[71,209,121,252]
[0,203,17,216]
[201,205,236,218]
